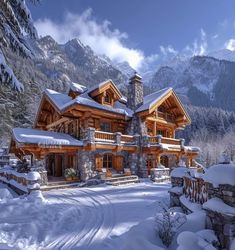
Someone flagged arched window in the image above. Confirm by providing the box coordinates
[103,154,112,169]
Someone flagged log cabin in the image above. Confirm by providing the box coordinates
[9,73,200,184]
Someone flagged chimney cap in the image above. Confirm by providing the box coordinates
[130,71,142,81]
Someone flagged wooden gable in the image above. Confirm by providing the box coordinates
[139,89,191,127]
[34,94,62,129]
[89,80,122,106]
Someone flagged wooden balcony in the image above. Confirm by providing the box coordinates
[149,136,182,146]
[85,129,137,145]
[157,111,174,123]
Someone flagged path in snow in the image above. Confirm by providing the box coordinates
[42,181,170,250]
[0,181,170,250]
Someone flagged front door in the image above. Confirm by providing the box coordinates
[160,155,169,168]
[55,154,63,177]
[146,154,153,175]
[113,156,124,172]
[95,155,103,172]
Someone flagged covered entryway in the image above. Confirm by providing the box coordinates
[160,155,169,168]
[146,154,154,175]
[46,154,64,178]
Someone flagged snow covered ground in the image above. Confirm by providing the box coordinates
[0,181,170,250]
[0,181,217,250]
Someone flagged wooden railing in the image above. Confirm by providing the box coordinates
[121,135,135,144]
[94,130,135,144]
[95,131,115,141]
[157,111,174,122]
[161,137,181,145]
[183,176,208,204]
[149,136,181,146]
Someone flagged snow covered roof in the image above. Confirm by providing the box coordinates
[203,164,235,187]
[63,92,133,117]
[87,79,113,94]
[45,89,72,110]
[136,88,172,113]
[87,79,123,99]
[44,88,133,117]
[12,128,83,147]
[69,82,87,94]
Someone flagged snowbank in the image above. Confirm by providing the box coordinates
[177,230,218,250]
[0,167,41,193]
[203,164,235,187]
[180,196,202,212]
[0,188,13,200]
[170,167,188,178]
[203,198,235,216]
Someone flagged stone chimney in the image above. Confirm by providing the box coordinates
[127,72,144,111]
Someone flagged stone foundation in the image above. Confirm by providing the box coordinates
[150,168,170,182]
[205,209,235,250]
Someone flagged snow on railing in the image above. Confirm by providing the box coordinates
[183,176,208,204]
[0,167,41,193]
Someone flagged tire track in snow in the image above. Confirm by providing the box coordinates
[43,188,115,250]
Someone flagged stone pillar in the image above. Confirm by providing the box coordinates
[180,138,185,148]
[115,132,122,145]
[32,158,48,185]
[129,153,138,175]
[78,150,95,181]
[138,153,148,178]
[86,127,95,143]
[157,134,162,144]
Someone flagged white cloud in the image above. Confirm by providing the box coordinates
[225,39,235,51]
[35,9,144,69]
[159,45,178,57]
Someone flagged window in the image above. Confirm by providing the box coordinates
[103,154,112,169]
[104,93,111,104]
[100,122,111,132]
[157,130,164,136]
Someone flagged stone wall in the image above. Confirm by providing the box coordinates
[204,182,235,249]
[169,174,235,250]
[205,208,235,250]
[207,183,235,207]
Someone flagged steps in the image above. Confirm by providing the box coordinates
[105,175,139,186]
[41,181,80,191]
[152,176,171,183]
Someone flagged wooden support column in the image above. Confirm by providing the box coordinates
[187,156,193,167]
[153,121,157,136]
[156,154,161,167]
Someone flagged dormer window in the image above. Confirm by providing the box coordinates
[104,93,112,104]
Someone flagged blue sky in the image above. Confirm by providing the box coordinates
[29,0,235,69]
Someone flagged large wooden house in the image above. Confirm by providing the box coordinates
[9,73,200,184]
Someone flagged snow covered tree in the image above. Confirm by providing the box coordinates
[0,0,38,91]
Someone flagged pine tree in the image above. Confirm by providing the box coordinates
[0,0,38,91]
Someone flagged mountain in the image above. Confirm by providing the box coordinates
[208,49,235,62]
[0,35,129,142]
[150,55,235,111]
